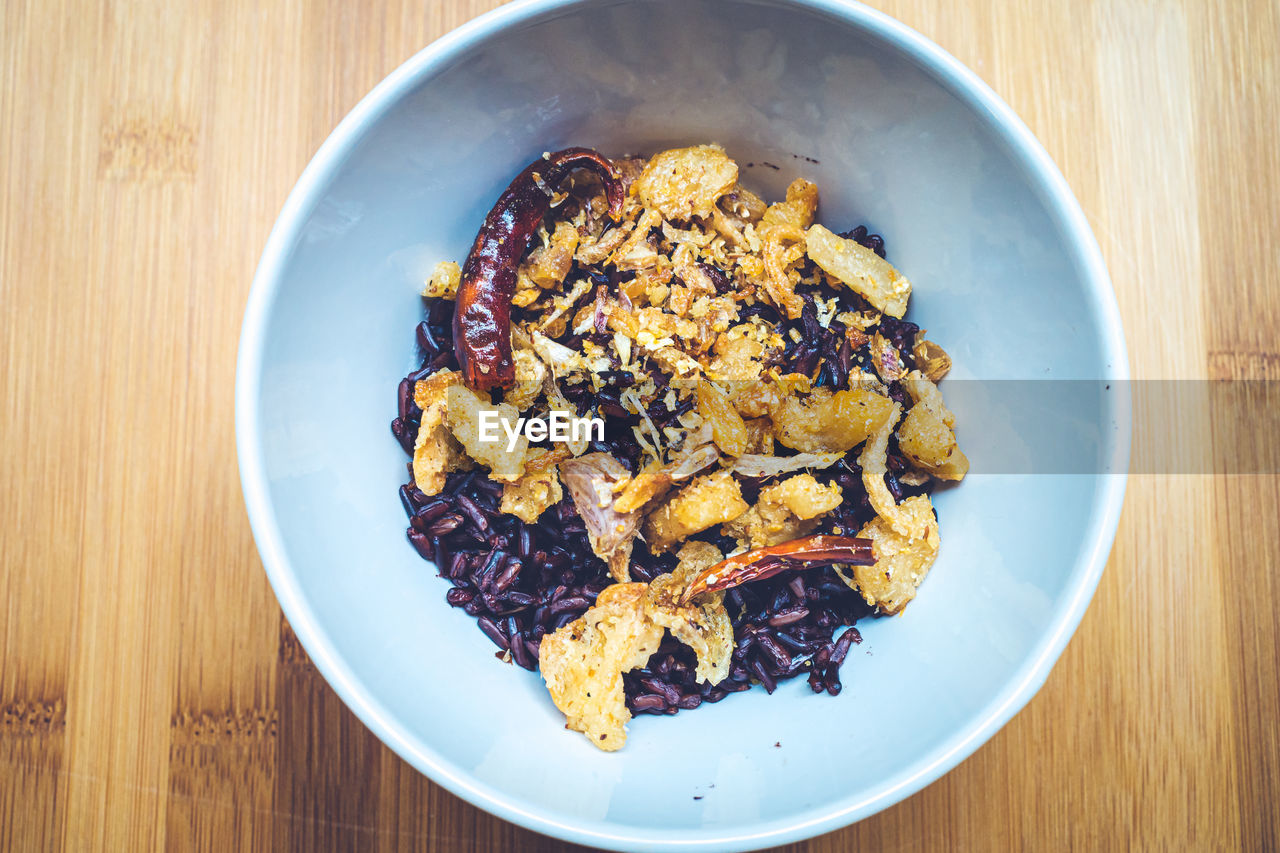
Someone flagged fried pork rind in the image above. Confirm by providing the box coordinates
[609,208,663,271]
[539,583,664,751]
[697,382,750,456]
[526,221,580,289]
[847,495,940,615]
[445,385,528,483]
[858,401,933,541]
[760,224,808,319]
[576,224,629,266]
[507,347,547,412]
[898,370,968,481]
[708,325,771,381]
[540,548,735,751]
[806,224,912,318]
[643,470,749,553]
[724,473,843,549]
[759,178,818,234]
[913,338,951,381]
[646,594,732,685]
[634,144,738,222]
[752,179,819,319]
[644,542,733,685]
[771,386,895,453]
[560,452,641,581]
[412,370,467,495]
[731,379,782,419]
[500,448,567,523]
[728,451,842,479]
[421,260,461,300]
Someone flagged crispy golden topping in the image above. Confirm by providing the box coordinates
[410,145,966,749]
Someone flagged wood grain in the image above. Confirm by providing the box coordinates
[1,0,1276,850]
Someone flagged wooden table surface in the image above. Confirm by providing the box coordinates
[2,0,1277,849]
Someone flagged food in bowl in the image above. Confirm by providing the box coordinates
[389,144,967,750]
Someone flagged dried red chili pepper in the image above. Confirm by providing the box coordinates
[678,535,875,604]
[453,148,624,392]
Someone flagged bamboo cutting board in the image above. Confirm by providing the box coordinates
[1,0,1276,850]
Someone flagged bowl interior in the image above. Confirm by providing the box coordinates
[240,0,1126,848]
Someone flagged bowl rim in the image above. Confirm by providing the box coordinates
[235,0,1131,848]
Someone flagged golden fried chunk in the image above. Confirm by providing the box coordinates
[539,583,664,751]
[760,224,807,319]
[646,592,733,685]
[526,221,580,289]
[697,382,750,457]
[411,370,466,496]
[732,379,782,418]
[848,495,940,615]
[645,541,733,685]
[421,260,461,300]
[560,452,641,581]
[500,448,567,523]
[772,386,895,453]
[445,385,528,483]
[913,339,951,381]
[759,178,818,234]
[575,224,629,266]
[724,474,843,549]
[897,370,968,481]
[806,224,912,318]
[506,348,547,412]
[634,145,738,222]
[709,329,767,382]
[858,402,932,541]
[643,470,749,553]
[612,444,719,516]
[613,463,671,516]
[540,558,735,751]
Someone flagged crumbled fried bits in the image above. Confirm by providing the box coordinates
[422,261,461,300]
[913,338,952,381]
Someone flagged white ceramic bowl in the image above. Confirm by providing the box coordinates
[236,1,1129,849]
